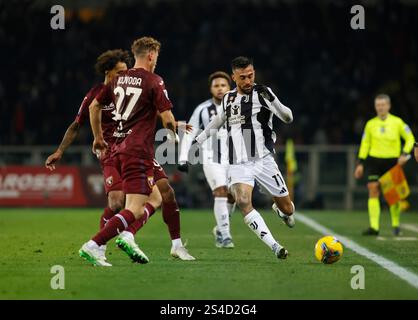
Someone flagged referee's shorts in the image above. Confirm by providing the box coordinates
[366,156,398,182]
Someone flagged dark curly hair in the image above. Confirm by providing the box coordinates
[95,49,132,75]
[208,71,232,87]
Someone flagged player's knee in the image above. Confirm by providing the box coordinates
[108,193,124,212]
[213,186,228,198]
[235,195,251,211]
[367,182,380,198]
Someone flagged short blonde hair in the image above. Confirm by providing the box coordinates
[131,36,161,57]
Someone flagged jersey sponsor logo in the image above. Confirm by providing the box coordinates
[113,129,132,138]
[102,102,115,111]
[405,125,411,133]
[380,126,385,133]
[229,104,245,125]
[159,80,164,86]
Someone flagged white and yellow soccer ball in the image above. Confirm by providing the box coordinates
[315,236,343,264]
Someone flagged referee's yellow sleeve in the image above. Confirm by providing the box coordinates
[399,120,415,154]
[358,122,371,160]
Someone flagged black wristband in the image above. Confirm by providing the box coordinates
[414,142,418,148]
[357,159,365,165]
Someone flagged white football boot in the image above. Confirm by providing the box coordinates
[79,240,112,267]
[272,203,295,228]
[170,246,196,261]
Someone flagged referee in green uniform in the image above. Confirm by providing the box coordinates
[354,94,415,236]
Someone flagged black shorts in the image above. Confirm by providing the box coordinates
[366,157,398,182]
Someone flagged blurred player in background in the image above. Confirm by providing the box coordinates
[354,94,415,236]
[80,37,194,266]
[178,71,235,248]
[196,57,295,260]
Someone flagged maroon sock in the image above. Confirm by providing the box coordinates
[100,207,116,230]
[126,203,156,235]
[162,200,181,240]
[92,209,136,246]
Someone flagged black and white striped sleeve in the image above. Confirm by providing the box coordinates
[265,88,293,124]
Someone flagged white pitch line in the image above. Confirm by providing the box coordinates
[296,213,418,290]
[402,224,418,234]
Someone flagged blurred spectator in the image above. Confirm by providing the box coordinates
[1,0,417,146]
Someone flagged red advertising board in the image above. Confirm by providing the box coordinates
[0,166,105,207]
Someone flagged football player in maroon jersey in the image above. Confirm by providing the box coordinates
[80,37,194,266]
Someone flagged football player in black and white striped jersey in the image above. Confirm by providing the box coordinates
[178,71,235,248]
[196,57,295,260]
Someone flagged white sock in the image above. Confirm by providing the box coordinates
[171,238,183,249]
[227,202,235,217]
[244,209,278,250]
[214,197,232,239]
[88,240,100,249]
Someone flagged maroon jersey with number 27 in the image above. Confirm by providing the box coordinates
[96,67,172,159]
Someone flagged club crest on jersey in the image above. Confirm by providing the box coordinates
[106,176,113,186]
[147,176,155,188]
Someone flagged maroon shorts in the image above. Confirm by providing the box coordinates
[100,154,122,194]
[153,159,168,182]
[113,154,155,195]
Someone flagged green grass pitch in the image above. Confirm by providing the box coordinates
[1,208,418,299]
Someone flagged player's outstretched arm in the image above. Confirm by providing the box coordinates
[45,121,81,171]
[160,109,178,140]
[89,98,107,157]
[254,84,293,123]
[195,113,226,144]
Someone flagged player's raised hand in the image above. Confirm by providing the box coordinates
[254,84,275,102]
[354,164,364,179]
[92,137,108,159]
[176,121,193,134]
[45,150,63,171]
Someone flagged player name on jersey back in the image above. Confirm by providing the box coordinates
[117,76,142,86]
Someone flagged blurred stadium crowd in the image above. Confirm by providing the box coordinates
[1,0,417,147]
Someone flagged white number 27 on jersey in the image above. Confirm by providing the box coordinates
[113,86,142,122]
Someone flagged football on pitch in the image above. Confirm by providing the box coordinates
[315,236,343,264]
